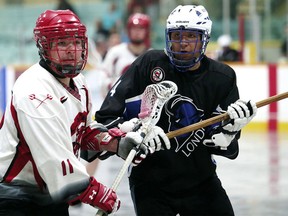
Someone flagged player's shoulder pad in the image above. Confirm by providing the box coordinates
[206,57,236,79]
[13,64,66,118]
[135,49,166,64]
[15,90,64,119]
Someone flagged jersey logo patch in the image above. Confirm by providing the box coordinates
[150,67,165,83]
[29,94,53,108]
[60,96,68,104]
[164,94,204,157]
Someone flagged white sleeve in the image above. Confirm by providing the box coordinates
[15,91,89,199]
[81,74,96,124]
[102,46,119,79]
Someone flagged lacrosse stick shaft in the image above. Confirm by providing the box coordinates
[95,149,137,216]
[166,91,288,139]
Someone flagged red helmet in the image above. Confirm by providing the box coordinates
[33,10,88,78]
[127,13,151,47]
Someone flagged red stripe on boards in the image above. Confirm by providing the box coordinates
[268,64,279,195]
[268,64,277,131]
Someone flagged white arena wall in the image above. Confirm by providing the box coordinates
[230,63,287,133]
[0,64,287,132]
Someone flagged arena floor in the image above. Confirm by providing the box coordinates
[69,131,288,216]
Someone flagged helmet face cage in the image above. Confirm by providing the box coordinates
[165,5,212,72]
[127,13,151,46]
[165,28,210,71]
[34,10,88,78]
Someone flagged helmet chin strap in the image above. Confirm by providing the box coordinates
[130,39,145,45]
[47,61,81,79]
[62,64,82,76]
[164,48,202,72]
[172,57,200,72]
[174,57,197,67]
[39,59,65,79]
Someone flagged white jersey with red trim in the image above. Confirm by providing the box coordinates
[0,63,93,204]
[102,43,140,90]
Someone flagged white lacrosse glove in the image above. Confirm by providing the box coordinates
[118,118,140,133]
[225,99,257,132]
[142,125,170,153]
[203,100,257,150]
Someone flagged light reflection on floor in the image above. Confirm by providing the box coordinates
[216,131,288,216]
[69,131,288,216]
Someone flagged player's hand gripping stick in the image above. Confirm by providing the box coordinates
[166,91,288,139]
[95,80,178,216]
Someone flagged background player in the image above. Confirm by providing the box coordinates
[96,5,257,216]
[101,12,151,92]
[216,34,240,62]
[0,9,168,216]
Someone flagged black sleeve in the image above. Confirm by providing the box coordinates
[205,59,240,159]
[95,74,134,127]
[96,51,152,128]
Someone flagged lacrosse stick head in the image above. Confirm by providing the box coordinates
[138,81,178,126]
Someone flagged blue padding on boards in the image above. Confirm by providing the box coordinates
[0,66,6,114]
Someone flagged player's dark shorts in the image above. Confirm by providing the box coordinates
[0,199,69,216]
[130,174,234,216]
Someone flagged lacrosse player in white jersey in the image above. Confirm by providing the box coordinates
[102,12,151,93]
[0,9,169,216]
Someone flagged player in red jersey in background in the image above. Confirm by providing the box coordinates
[102,12,151,92]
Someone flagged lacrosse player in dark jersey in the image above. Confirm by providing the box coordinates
[96,5,257,216]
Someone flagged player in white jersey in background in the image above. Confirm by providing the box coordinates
[0,9,169,216]
[102,12,151,93]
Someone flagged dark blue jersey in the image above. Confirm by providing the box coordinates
[96,49,240,192]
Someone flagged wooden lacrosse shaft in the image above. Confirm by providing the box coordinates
[95,148,137,216]
[166,92,288,139]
